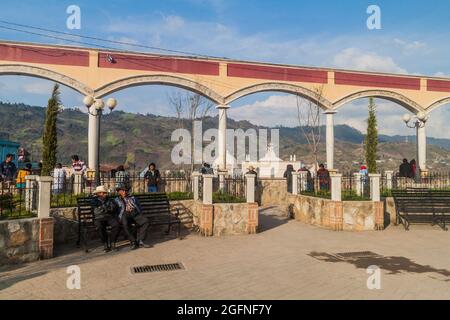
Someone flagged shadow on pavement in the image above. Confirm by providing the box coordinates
[0,227,192,291]
[308,251,450,281]
[258,206,290,232]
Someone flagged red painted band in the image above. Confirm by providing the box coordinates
[335,72,420,90]
[0,44,89,67]
[98,52,219,76]
[427,79,450,92]
[228,63,328,83]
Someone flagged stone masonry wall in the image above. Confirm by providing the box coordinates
[0,218,40,265]
[288,194,383,231]
[257,178,289,208]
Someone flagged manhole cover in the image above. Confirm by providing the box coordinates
[335,251,382,260]
[131,262,185,274]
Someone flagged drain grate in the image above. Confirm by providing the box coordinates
[335,251,382,260]
[131,262,185,274]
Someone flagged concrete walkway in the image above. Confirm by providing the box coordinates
[1,206,449,300]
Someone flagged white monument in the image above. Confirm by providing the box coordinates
[242,144,302,178]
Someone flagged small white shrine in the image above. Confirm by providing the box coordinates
[241,144,302,178]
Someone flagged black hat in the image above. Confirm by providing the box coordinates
[115,183,128,192]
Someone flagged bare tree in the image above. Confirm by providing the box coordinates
[296,87,326,193]
[296,86,325,174]
[167,89,214,173]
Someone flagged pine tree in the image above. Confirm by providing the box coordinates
[41,84,61,176]
[365,97,378,173]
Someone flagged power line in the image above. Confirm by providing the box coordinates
[0,19,230,60]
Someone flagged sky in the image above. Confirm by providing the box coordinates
[0,0,450,138]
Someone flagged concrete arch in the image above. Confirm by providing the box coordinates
[333,90,424,113]
[0,64,93,95]
[94,74,224,104]
[224,82,333,110]
[427,97,450,113]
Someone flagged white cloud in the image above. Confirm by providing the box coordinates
[333,48,407,74]
[23,81,53,95]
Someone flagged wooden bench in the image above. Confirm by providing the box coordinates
[76,193,181,252]
[392,189,450,231]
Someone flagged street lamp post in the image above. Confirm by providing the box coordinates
[83,96,118,185]
[402,112,428,181]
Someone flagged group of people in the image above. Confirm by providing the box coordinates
[283,163,331,192]
[399,158,417,178]
[0,154,38,191]
[92,184,150,252]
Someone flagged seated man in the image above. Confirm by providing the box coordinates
[115,184,150,250]
[91,186,120,252]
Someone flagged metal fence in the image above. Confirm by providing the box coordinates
[0,181,37,220]
[49,173,193,208]
[212,175,246,199]
[381,171,450,196]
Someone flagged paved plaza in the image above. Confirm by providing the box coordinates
[1,206,449,300]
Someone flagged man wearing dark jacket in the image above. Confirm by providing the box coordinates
[91,186,120,252]
[399,159,411,178]
[115,184,150,250]
[0,154,17,182]
[144,163,161,193]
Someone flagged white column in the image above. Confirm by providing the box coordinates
[354,173,362,196]
[292,172,300,195]
[202,174,213,205]
[192,172,200,201]
[325,111,336,171]
[369,174,381,202]
[88,108,99,171]
[25,175,38,212]
[245,174,256,203]
[217,105,229,172]
[73,173,83,195]
[299,171,308,192]
[36,176,52,219]
[417,125,427,171]
[330,173,342,202]
[385,171,394,190]
[218,171,227,191]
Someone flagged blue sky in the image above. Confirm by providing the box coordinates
[0,0,450,138]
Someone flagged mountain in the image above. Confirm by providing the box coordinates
[1,101,450,171]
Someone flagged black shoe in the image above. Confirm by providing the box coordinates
[103,245,111,253]
[130,242,139,250]
[138,240,150,248]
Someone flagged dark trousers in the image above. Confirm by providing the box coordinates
[121,214,150,243]
[94,217,120,245]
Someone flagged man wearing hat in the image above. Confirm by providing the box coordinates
[91,186,120,252]
[115,184,150,250]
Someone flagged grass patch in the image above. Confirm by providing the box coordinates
[213,191,246,203]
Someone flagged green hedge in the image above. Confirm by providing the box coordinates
[213,191,246,203]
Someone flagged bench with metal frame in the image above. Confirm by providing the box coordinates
[392,189,450,231]
[76,193,181,252]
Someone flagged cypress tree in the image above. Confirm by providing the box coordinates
[41,83,61,176]
[365,97,378,173]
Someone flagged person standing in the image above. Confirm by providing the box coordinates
[16,163,32,191]
[144,163,161,193]
[317,164,330,191]
[91,186,120,252]
[52,163,66,194]
[399,159,411,178]
[409,159,417,179]
[115,184,150,250]
[115,165,131,191]
[0,154,17,183]
[283,164,295,193]
[71,155,87,175]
